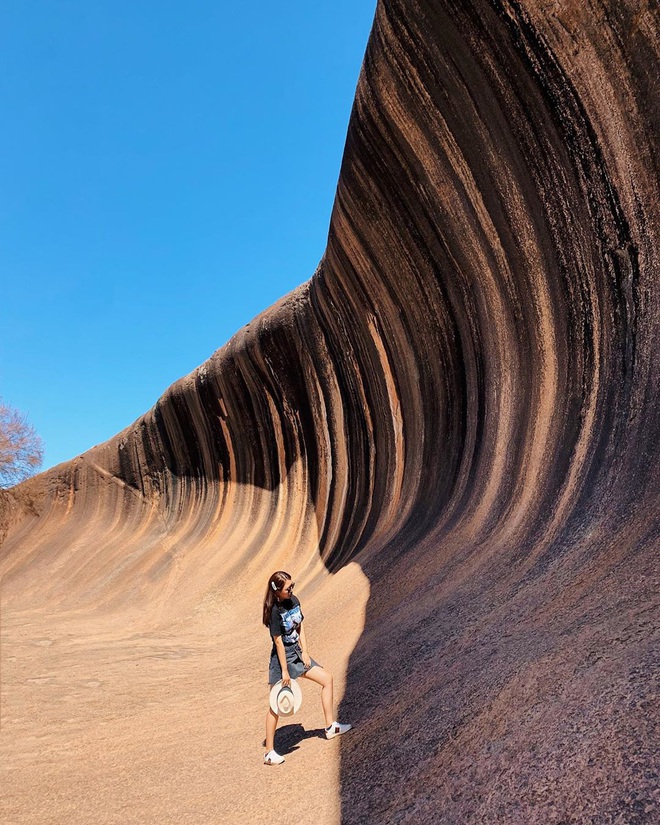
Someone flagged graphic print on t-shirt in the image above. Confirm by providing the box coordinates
[279,602,303,644]
[270,596,304,646]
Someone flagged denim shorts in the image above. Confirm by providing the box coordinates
[268,643,320,685]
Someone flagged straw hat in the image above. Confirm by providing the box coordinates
[269,679,303,716]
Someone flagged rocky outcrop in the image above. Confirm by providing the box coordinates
[2,0,658,821]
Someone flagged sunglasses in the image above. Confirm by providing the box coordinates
[283,582,295,594]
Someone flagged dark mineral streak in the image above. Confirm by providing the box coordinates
[1,0,658,822]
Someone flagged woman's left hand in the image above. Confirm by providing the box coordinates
[302,652,312,670]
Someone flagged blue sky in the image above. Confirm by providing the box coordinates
[0,2,376,472]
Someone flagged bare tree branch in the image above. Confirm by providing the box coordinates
[0,400,44,488]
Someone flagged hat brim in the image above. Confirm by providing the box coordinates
[269,679,303,716]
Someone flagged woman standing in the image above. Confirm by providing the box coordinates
[263,570,352,765]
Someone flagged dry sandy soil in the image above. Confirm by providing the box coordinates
[2,564,369,824]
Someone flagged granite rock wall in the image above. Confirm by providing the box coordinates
[2,1,658,821]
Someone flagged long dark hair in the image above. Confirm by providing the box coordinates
[262,570,292,627]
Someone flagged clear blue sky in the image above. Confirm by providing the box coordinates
[0,2,376,472]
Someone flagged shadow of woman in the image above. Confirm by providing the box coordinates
[265,723,327,755]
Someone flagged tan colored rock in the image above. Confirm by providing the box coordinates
[1,1,658,822]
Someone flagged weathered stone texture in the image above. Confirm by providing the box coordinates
[2,2,658,822]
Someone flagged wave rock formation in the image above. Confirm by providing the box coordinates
[2,1,658,822]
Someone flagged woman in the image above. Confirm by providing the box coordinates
[263,570,352,765]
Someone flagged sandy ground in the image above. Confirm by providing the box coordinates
[1,564,369,825]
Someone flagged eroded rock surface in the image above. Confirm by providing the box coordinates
[2,1,658,822]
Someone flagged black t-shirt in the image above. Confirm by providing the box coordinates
[269,595,304,646]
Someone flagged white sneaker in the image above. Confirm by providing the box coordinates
[263,749,285,765]
[325,721,352,740]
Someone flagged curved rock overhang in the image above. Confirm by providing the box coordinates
[1,0,658,820]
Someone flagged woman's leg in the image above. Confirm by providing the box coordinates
[265,705,279,752]
[302,666,334,727]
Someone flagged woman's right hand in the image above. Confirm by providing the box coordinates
[281,671,291,687]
